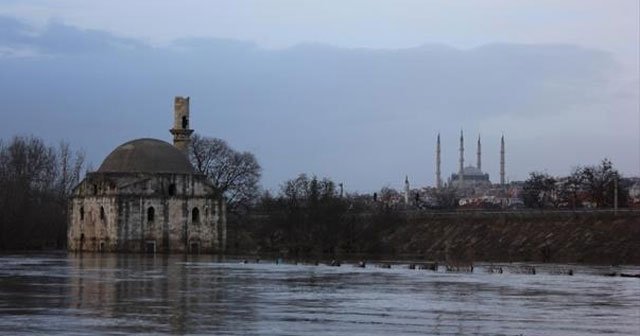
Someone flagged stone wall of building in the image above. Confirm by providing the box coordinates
[114,195,222,253]
[68,172,225,253]
[68,195,118,251]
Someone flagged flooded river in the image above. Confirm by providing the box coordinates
[0,253,638,335]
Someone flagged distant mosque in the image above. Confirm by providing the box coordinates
[435,131,505,189]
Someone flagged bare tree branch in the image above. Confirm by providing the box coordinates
[189,134,261,212]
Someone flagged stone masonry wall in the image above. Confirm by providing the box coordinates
[69,172,225,253]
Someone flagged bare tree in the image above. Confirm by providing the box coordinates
[579,159,627,208]
[55,141,85,200]
[379,186,400,204]
[431,186,459,210]
[189,133,261,211]
[522,172,556,209]
[282,173,310,206]
[0,136,84,249]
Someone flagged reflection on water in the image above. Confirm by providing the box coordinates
[0,253,638,335]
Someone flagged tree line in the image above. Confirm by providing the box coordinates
[241,174,404,257]
[0,136,84,249]
[522,159,630,209]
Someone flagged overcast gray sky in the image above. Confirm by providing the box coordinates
[0,1,638,192]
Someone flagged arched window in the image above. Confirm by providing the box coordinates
[147,207,155,222]
[80,207,84,220]
[192,207,200,223]
[93,184,98,195]
[100,206,105,220]
[168,184,176,196]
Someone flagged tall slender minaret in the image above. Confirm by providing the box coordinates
[500,134,505,185]
[404,175,410,204]
[170,96,194,155]
[458,130,464,184]
[477,134,482,172]
[436,133,442,189]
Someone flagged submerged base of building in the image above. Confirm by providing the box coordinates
[68,170,227,254]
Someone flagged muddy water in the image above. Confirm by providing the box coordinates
[0,253,638,335]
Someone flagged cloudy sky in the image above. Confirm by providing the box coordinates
[0,0,638,192]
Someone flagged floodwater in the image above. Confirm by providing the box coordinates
[0,253,638,336]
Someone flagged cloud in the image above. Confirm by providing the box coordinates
[0,17,636,192]
[0,16,143,56]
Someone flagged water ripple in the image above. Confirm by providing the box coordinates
[0,254,638,335]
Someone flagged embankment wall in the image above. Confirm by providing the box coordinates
[392,211,640,264]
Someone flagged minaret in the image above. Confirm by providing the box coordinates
[436,133,442,189]
[404,175,410,205]
[477,134,482,172]
[500,134,505,186]
[170,96,194,155]
[458,130,464,185]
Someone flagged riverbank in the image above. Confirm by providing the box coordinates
[388,210,640,265]
[228,209,640,265]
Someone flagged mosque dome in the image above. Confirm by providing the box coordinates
[97,138,194,174]
[462,166,485,176]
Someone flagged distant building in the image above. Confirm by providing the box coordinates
[67,97,226,254]
[449,166,491,188]
[629,179,640,208]
[437,131,503,190]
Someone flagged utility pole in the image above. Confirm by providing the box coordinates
[459,130,464,186]
[614,175,618,214]
[436,133,442,189]
[500,134,505,186]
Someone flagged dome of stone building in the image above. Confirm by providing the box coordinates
[97,138,194,174]
[462,166,484,176]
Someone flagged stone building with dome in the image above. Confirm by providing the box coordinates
[450,166,491,188]
[67,97,226,254]
[435,131,506,190]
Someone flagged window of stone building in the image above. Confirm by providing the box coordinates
[168,184,176,196]
[80,206,84,220]
[145,241,156,254]
[147,207,155,222]
[182,116,188,129]
[93,184,98,195]
[100,206,105,220]
[190,241,200,254]
[192,207,200,223]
